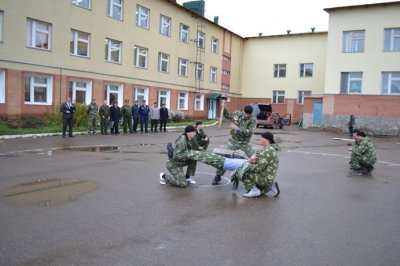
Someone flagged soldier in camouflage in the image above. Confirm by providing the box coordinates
[212,101,257,185]
[99,100,110,135]
[349,131,376,175]
[121,99,133,134]
[87,98,98,135]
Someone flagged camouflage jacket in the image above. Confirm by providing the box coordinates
[173,134,194,163]
[121,104,133,117]
[223,109,256,142]
[99,104,110,119]
[87,103,98,117]
[352,137,377,165]
[247,144,279,183]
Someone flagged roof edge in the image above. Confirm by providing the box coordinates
[324,1,400,13]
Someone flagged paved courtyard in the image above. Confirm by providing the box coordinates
[0,124,399,265]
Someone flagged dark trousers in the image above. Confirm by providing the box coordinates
[140,117,148,132]
[62,117,73,136]
[111,125,119,134]
[151,119,158,132]
[133,118,139,132]
[159,121,167,132]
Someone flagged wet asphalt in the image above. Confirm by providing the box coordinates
[0,124,399,265]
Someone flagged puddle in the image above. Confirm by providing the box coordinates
[63,146,120,152]
[0,178,97,207]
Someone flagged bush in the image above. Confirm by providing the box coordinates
[170,111,185,123]
[44,103,87,127]
[6,114,45,129]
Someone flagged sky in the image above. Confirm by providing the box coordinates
[176,0,392,37]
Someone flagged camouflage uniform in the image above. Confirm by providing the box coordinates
[350,137,376,170]
[216,108,256,177]
[192,128,209,150]
[232,144,279,193]
[121,103,133,134]
[99,103,110,135]
[87,101,98,134]
[165,134,196,187]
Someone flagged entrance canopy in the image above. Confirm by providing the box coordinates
[207,93,221,100]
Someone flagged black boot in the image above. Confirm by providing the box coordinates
[212,175,221,185]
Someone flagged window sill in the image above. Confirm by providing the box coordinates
[24,102,52,106]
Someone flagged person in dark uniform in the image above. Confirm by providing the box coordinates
[347,114,356,136]
[159,103,169,132]
[109,101,121,135]
[60,97,76,138]
[139,99,150,133]
[131,100,140,133]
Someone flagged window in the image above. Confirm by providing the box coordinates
[158,53,169,73]
[136,5,149,29]
[178,58,188,77]
[298,90,311,104]
[272,90,285,104]
[343,31,365,53]
[0,70,4,103]
[300,63,313,77]
[222,70,230,76]
[105,38,121,63]
[134,46,148,68]
[105,84,123,105]
[177,92,188,110]
[160,15,171,36]
[26,19,51,50]
[70,30,89,57]
[211,37,219,53]
[197,31,205,48]
[221,83,230,90]
[0,11,3,42]
[274,64,286,78]
[382,72,400,94]
[384,28,400,52]
[210,67,217,83]
[195,63,203,80]
[194,94,204,111]
[135,87,149,103]
[69,80,92,105]
[24,75,53,104]
[340,72,363,94]
[158,90,170,109]
[71,0,90,9]
[179,24,189,43]
[223,55,231,61]
[108,0,123,20]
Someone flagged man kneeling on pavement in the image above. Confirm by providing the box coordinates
[349,130,376,175]
[160,127,280,198]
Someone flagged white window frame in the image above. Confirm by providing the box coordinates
[69,80,92,105]
[158,53,170,73]
[136,5,149,29]
[195,63,203,80]
[272,90,285,104]
[70,30,90,57]
[24,75,53,105]
[384,28,400,52]
[71,0,90,9]
[211,37,219,53]
[108,0,123,20]
[178,58,188,77]
[179,24,189,43]
[26,19,51,50]
[105,38,121,63]
[158,90,171,109]
[197,31,205,49]
[0,70,5,103]
[341,72,363,94]
[134,46,148,68]
[299,63,313,77]
[222,70,230,76]
[221,83,230,90]
[297,90,312,104]
[135,87,149,103]
[274,64,286,78]
[106,84,123,106]
[0,11,3,42]
[194,94,204,111]
[160,15,171,36]
[381,72,400,94]
[177,92,188,110]
[210,67,217,83]
[343,30,365,53]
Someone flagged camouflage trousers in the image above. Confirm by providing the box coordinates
[232,162,273,192]
[100,118,109,134]
[122,116,133,133]
[216,138,255,176]
[88,116,97,133]
[350,153,376,169]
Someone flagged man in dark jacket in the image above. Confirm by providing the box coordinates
[109,101,121,135]
[139,99,150,133]
[159,103,169,132]
[60,97,76,138]
[131,100,140,133]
